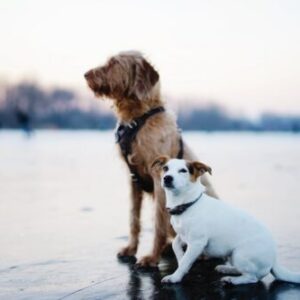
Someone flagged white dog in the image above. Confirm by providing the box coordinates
[151,156,300,285]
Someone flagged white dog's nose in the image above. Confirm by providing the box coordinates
[164,175,173,186]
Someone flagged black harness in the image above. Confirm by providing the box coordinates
[115,106,184,193]
[167,193,203,216]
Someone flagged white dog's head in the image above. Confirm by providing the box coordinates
[151,156,212,193]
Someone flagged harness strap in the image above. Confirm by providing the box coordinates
[115,107,184,193]
[177,135,184,159]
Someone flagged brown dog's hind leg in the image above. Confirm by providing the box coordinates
[118,181,143,258]
[136,179,168,268]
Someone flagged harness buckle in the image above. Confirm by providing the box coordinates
[130,173,138,182]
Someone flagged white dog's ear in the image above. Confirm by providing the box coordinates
[188,161,212,179]
[134,59,159,101]
[151,155,169,171]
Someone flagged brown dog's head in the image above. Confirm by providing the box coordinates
[84,51,160,104]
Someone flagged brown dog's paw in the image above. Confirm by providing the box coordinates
[117,246,137,264]
[135,255,159,269]
[117,245,137,258]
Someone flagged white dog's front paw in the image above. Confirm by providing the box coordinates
[161,273,182,284]
[221,276,233,284]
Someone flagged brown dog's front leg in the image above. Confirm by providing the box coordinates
[118,181,143,258]
[136,180,168,268]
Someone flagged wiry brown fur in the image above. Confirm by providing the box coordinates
[85,51,161,122]
[84,51,217,267]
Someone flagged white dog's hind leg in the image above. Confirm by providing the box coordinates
[172,235,184,263]
[221,274,258,285]
[230,240,273,283]
[162,241,207,284]
[215,265,240,275]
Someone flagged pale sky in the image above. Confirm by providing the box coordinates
[0,0,300,115]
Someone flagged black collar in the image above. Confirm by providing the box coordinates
[167,193,203,216]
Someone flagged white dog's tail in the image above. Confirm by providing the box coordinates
[271,262,300,283]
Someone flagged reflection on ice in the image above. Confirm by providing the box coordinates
[0,131,299,299]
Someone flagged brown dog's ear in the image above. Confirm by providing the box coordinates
[134,59,159,101]
[151,155,169,171]
[188,161,212,179]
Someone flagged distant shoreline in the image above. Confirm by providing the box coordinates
[1,82,300,132]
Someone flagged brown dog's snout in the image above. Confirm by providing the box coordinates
[84,70,93,80]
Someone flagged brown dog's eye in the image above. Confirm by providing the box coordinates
[179,169,187,173]
[162,166,169,172]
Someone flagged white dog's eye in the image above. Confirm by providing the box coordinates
[163,166,169,172]
[179,168,187,173]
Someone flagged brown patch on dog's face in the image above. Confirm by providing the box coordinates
[84,51,159,103]
[151,155,170,173]
[187,161,212,182]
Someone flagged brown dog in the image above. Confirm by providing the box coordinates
[84,51,217,267]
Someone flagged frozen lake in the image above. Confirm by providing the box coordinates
[0,130,300,299]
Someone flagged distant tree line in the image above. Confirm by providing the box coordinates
[0,82,115,130]
[178,106,300,132]
[0,82,299,132]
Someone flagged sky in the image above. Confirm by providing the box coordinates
[0,0,300,116]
